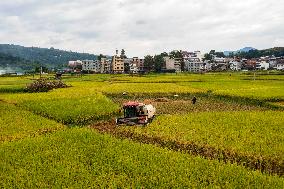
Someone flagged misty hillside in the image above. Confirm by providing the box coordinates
[0,44,98,69]
[0,52,39,73]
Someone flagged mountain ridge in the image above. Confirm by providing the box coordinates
[224,47,257,56]
[0,44,99,71]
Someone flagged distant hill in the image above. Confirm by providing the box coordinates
[238,47,257,53]
[0,44,99,70]
[234,47,284,59]
[0,52,38,74]
[224,47,257,56]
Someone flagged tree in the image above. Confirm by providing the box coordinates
[214,52,225,58]
[204,50,225,62]
[144,55,154,72]
[153,55,165,72]
[209,50,215,55]
[98,54,106,61]
[169,50,182,59]
[203,53,213,62]
[120,49,127,58]
[160,52,168,57]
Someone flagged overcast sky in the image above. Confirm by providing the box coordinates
[0,0,283,57]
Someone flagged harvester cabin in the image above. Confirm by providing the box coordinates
[123,102,146,118]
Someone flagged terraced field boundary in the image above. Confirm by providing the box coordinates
[90,121,284,177]
[207,94,284,110]
[105,92,284,110]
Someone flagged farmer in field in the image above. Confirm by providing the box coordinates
[192,96,197,105]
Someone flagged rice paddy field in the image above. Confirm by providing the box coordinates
[0,72,284,188]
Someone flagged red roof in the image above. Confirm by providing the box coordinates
[123,101,140,107]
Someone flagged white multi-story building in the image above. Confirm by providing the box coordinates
[256,61,270,70]
[229,61,242,71]
[276,62,284,70]
[185,60,209,73]
[185,62,202,72]
[82,60,101,73]
[184,55,211,72]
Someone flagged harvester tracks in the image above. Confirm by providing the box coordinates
[90,121,284,177]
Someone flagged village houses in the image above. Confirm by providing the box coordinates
[68,49,284,74]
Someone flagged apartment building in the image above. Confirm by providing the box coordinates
[112,55,124,73]
[256,61,270,70]
[100,58,112,73]
[82,60,101,73]
[184,57,208,72]
[132,57,145,73]
[164,57,181,72]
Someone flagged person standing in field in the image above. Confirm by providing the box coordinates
[192,96,197,105]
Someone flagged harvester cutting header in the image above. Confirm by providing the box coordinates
[116,101,156,126]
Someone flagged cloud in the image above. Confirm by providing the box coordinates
[0,0,283,57]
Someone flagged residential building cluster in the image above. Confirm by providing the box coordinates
[68,50,284,74]
[68,50,145,74]
[225,56,284,71]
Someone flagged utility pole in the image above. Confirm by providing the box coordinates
[40,66,42,79]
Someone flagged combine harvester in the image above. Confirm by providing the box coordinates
[116,101,156,126]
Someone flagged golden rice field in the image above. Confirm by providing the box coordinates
[0,72,284,188]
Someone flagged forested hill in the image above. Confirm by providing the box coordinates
[0,44,98,69]
[234,47,284,58]
[0,52,38,73]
